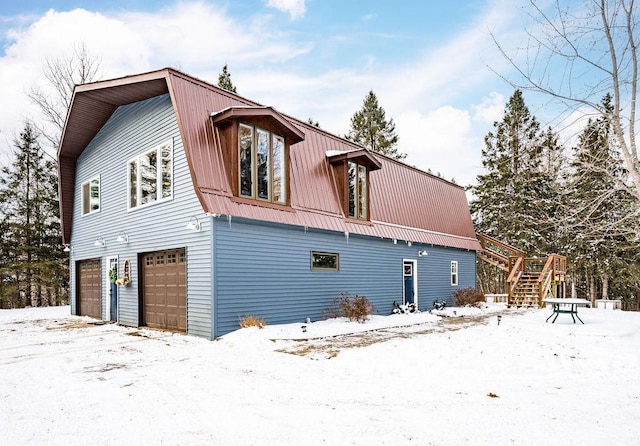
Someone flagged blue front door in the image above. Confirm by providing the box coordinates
[403,261,414,304]
[108,258,118,321]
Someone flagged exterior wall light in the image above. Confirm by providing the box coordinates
[407,241,412,247]
[94,237,106,248]
[418,250,428,257]
[116,232,129,243]
[186,216,201,232]
[63,244,72,252]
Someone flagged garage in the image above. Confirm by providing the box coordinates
[77,258,102,318]
[142,248,186,332]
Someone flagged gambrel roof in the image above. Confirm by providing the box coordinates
[58,68,481,251]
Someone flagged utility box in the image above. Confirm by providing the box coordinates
[595,299,621,310]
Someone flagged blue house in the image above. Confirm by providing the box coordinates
[57,68,481,338]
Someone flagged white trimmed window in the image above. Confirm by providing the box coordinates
[347,161,368,220]
[451,261,458,286]
[81,176,100,215]
[128,140,173,210]
[238,123,287,204]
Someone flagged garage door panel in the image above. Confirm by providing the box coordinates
[77,259,101,318]
[142,249,186,332]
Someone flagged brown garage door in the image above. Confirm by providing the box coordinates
[77,258,101,318]
[142,248,186,332]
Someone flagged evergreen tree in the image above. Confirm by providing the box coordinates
[0,123,66,308]
[346,90,405,160]
[217,64,237,94]
[564,94,636,303]
[471,90,562,257]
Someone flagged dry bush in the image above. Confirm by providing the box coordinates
[238,314,267,329]
[325,292,377,323]
[453,287,485,307]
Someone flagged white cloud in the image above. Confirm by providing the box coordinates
[395,106,482,188]
[0,3,312,158]
[472,92,505,124]
[265,0,306,20]
[0,0,524,192]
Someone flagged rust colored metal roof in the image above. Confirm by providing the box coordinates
[58,68,480,251]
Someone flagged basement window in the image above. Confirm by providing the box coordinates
[311,251,339,271]
[81,176,100,215]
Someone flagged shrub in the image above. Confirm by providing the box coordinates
[238,314,267,329]
[325,292,377,323]
[452,287,485,307]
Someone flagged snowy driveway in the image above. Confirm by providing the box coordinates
[1,305,639,445]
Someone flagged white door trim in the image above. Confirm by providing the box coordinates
[402,258,418,307]
[105,256,119,321]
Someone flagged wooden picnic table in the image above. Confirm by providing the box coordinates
[542,298,590,324]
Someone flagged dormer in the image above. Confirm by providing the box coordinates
[327,149,382,221]
[212,106,305,207]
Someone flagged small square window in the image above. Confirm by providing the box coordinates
[167,253,176,264]
[146,255,153,266]
[156,255,165,265]
[179,252,186,263]
[311,251,339,271]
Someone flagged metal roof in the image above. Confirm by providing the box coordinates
[58,68,481,251]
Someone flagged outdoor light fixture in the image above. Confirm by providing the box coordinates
[115,231,129,243]
[407,241,412,247]
[186,216,201,232]
[418,250,428,257]
[94,237,106,248]
[63,244,71,252]
[393,239,398,245]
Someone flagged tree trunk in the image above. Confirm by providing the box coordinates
[602,273,609,300]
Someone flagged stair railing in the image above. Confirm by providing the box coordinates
[507,256,524,303]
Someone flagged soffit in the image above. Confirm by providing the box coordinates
[58,72,170,160]
[211,106,305,145]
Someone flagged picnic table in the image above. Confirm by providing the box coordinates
[542,298,590,324]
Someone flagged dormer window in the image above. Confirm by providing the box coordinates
[212,106,305,208]
[327,149,381,222]
[348,161,368,220]
[239,123,286,204]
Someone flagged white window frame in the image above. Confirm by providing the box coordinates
[451,260,459,286]
[127,139,174,211]
[238,123,287,205]
[81,175,100,216]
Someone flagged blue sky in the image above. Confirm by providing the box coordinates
[0,0,564,187]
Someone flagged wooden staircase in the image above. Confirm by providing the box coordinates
[478,234,566,307]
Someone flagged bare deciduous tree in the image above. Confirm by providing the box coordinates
[27,42,101,148]
[492,0,639,206]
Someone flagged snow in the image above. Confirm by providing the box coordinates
[2,304,639,445]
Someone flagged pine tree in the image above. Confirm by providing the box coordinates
[0,123,66,308]
[564,94,635,303]
[346,90,405,160]
[471,90,562,256]
[217,64,237,94]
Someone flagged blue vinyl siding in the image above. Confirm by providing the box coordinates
[69,94,212,337]
[212,217,476,337]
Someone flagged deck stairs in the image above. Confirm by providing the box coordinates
[477,234,566,307]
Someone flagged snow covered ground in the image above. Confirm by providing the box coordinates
[1,304,639,445]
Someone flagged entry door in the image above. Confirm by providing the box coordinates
[106,256,118,322]
[403,260,417,305]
